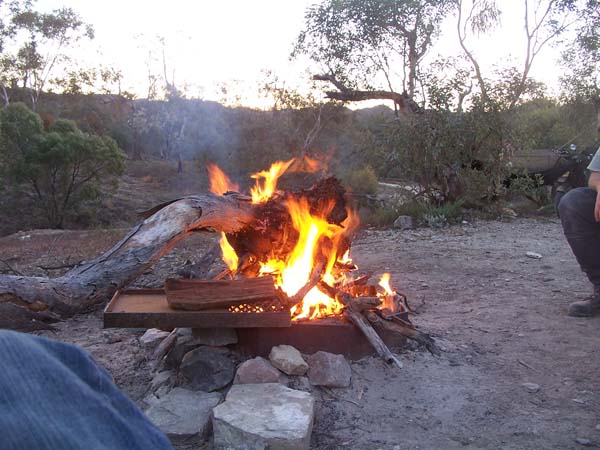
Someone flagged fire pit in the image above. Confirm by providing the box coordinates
[103,157,436,364]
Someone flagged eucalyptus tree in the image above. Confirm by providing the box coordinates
[0,1,93,109]
[294,0,455,112]
[561,0,600,139]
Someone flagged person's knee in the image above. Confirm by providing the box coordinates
[558,187,595,219]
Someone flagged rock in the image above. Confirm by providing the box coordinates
[102,331,122,344]
[213,383,314,450]
[576,438,593,446]
[151,370,175,391]
[145,387,221,442]
[289,376,313,393]
[269,345,308,376]
[164,335,203,368]
[307,351,351,388]
[179,346,235,391]
[234,357,282,384]
[526,251,542,259]
[192,328,238,346]
[521,382,540,393]
[140,328,170,350]
[393,215,414,230]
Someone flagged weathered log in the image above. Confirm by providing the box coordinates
[366,311,440,356]
[0,193,255,329]
[165,276,277,311]
[345,309,403,369]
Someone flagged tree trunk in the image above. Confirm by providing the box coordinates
[0,193,255,330]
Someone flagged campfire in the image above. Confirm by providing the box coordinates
[161,157,437,366]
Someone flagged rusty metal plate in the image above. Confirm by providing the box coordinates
[103,289,291,329]
[235,317,406,360]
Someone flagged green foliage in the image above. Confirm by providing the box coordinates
[0,102,124,228]
[399,198,464,226]
[339,165,378,195]
[507,170,550,208]
[294,0,455,98]
[0,1,94,108]
[560,0,600,138]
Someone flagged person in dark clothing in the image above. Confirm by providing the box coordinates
[558,148,600,316]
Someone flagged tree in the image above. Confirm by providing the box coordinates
[456,0,575,108]
[561,0,600,139]
[294,0,454,111]
[0,1,93,109]
[0,103,125,228]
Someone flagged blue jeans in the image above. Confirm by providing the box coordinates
[559,187,600,288]
[0,330,173,450]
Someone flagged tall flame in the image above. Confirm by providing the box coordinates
[259,197,348,320]
[379,272,397,311]
[220,232,238,272]
[208,163,239,195]
[250,159,294,203]
[379,273,394,295]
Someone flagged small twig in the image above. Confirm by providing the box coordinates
[321,387,361,407]
[151,329,177,368]
[0,259,23,276]
[518,359,538,371]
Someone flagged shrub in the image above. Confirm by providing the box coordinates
[339,165,378,195]
[0,103,125,228]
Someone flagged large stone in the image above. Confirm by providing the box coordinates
[307,351,351,388]
[192,328,238,346]
[164,335,205,368]
[144,387,222,442]
[140,328,171,350]
[269,345,308,376]
[234,357,282,384]
[179,346,235,391]
[393,215,414,230]
[151,370,175,392]
[213,383,314,450]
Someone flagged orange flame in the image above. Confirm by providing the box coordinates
[379,273,394,295]
[208,163,239,195]
[258,197,349,320]
[250,159,294,203]
[379,273,397,311]
[220,232,238,272]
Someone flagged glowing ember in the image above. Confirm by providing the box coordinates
[250,159,294,203]
[207,163,239,195]
[219,232,238,272]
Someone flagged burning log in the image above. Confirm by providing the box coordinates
[165,276,278,311]
[0,172,351,330]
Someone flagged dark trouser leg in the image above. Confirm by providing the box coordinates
[559,187,600,288]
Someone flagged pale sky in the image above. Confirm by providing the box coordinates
[35,0,567,107]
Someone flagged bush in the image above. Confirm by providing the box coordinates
[339,165,378,194]
[0,103,125,228]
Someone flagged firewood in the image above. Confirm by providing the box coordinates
[315,281,401,368]
[0,177,349,330]
[165,276,277,311]
[344,309,403,369]
[365,311,440,356]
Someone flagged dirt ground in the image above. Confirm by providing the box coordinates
[3,216,600,450]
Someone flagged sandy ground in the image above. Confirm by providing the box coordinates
[3,217,600,450]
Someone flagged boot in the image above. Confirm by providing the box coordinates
[568,286,600,317]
